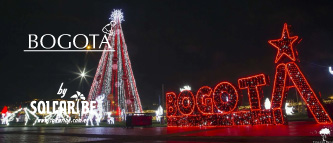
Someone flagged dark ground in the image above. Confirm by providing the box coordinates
[0,121,332,143]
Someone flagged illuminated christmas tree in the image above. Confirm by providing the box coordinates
[87,10,143,116]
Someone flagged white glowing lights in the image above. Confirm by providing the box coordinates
[75,68,91,87]
[329,67,333,75]
[80,71,86,78]
[319,128,331,141]
[1,112,11,125]
[265,98,271,109]
[155,105,163,122]
[180,85,191,92]
[285,103,294,115]
[1,108,39,126]
[1,95,108,126]
[121,109,126,121]
[2,87,111,126]
[86,94,105,126]
[23,108,39,126]
[109,9,124,23]
[106,112,115,124]
[44,107,71,124]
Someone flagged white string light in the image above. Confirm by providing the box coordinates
[265,98,271,109]
[109,9,124,23]
[44,107,71,124]
[319,128,330,141]
[1,108,39,126]
[180,85,191,92]
[106,112,114,124]
[24,108,39,126]
[86,94,105,126]
[121,109,126,121]
[285,103,294,115]
[155,105,163,122]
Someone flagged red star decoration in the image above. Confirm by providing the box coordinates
[268,23,298,63]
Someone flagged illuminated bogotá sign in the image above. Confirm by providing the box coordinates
[166,23,333,127]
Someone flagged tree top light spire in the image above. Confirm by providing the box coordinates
[109,9,124,23]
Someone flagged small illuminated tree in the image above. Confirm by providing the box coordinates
[319,128,330,141]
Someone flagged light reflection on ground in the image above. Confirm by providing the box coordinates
[0,121,331,142]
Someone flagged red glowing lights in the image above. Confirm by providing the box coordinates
[166,23,332,127]
[177,90,195,115]
[196,86,213,114]
[268,23,298,63]
[213,82,239,113]
[271,62,332,124]
[238,74,269,111]
[166,92,177,116]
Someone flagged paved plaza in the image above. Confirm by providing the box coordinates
[0,121,332,142]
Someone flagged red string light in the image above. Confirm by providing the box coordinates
[271,63,287,124]
[196,86,214,114]
[166,92,177,117]
[269,23,332,124]
[213,82,239,114]
[287,62,332,123]
[271,63,332,124]
[177,90,195,115]
[166,23,332,127]
[238,74,269,111]
[268,23,298,63]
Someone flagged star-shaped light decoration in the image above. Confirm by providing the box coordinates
[268,23,298,63]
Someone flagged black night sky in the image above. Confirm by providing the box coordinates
[1,0,333,110]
